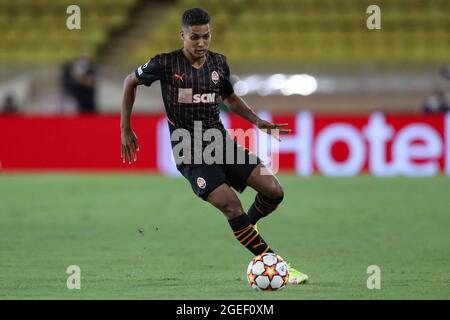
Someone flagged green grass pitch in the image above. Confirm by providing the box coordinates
[0,173,449,299]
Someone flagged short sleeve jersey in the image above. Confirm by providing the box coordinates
[135,49,234,135]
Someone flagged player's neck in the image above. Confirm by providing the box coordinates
[182,48,206,69]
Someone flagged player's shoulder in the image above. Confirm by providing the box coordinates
[207,51,230,77]
[207,50,228,63]
[147,49,181,65]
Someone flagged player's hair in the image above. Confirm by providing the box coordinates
[182,8,210,28]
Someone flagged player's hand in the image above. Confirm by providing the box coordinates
[121,127,139,164]
[256,120,292,142]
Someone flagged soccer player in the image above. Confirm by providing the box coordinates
[120,8,308,284]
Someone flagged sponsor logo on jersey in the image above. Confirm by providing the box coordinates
[211,71,219,84]
[193,93,216,103]
[197,177,206,189]
[178,88,193,103]
[178,89,216,104]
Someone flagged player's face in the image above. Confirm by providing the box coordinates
[181,24,211,59]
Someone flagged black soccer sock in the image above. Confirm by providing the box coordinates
[228,213,273,256]
[248,193,284,225]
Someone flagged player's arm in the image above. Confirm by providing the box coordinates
[121,56,163,164]
[222,93,291,141]
[219,59,291,141]
[120,72,141,164]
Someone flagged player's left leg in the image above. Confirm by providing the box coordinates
[245,163,285,225]
[246,163,309,284]
[223,138,308,283]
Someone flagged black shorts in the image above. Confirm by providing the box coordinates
[177,139,262,201]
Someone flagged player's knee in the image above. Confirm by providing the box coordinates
[265,182,284,203]
[274,189,284,205]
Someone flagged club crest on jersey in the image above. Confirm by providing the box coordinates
[197,177,206,189]
[174,73,185,82]
[211,71,219,84]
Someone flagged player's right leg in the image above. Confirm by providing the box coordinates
[206,183,273,256]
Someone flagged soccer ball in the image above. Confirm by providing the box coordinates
[246,253,289,291]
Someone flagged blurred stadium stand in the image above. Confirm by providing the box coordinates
[132,0,449,65]
[0,0,449,114]
[0,0,137,64]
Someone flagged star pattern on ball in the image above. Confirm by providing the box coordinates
[246,253,289,291]
[254,255,264,262]
[263,265,277,280]
[247,273,256,284]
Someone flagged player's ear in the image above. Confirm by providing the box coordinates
[180,26,188,41]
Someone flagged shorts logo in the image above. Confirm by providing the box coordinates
[211,71,219,84]
[197,177,206,189]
